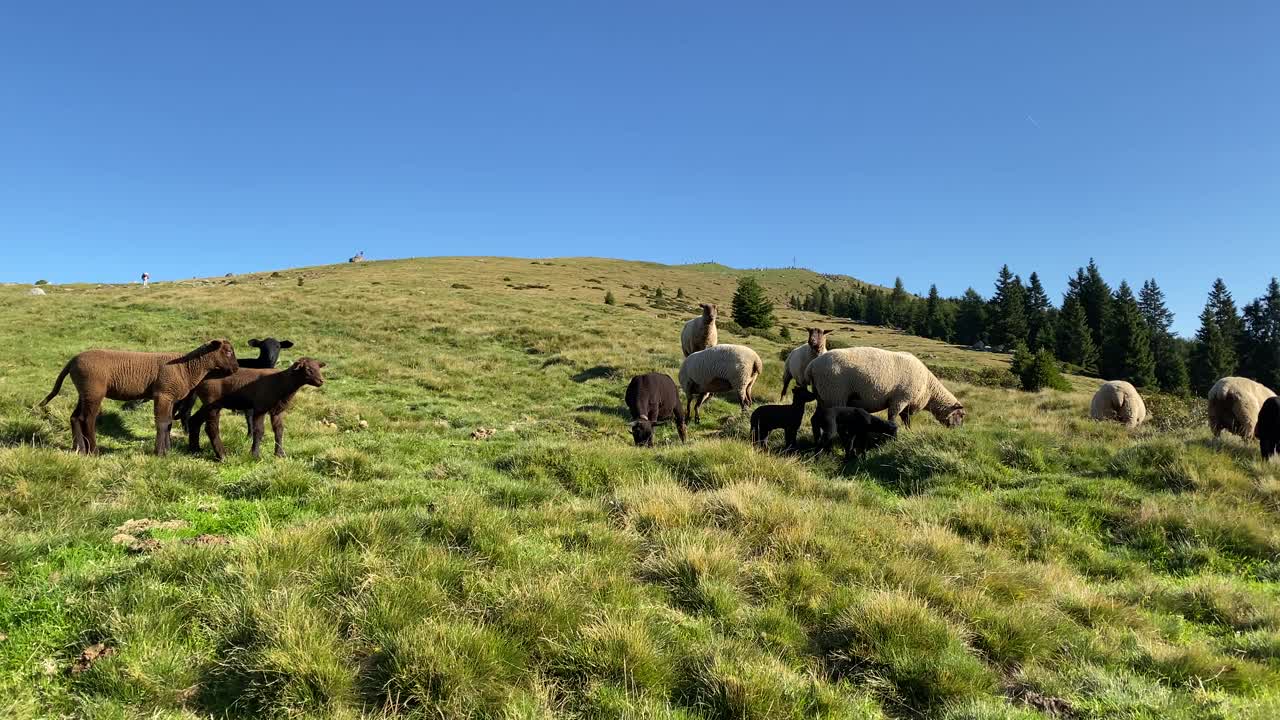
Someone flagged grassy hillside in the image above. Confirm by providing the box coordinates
[1,256,1278,719]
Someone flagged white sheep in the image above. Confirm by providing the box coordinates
[678,344,762,422]
[1090,380,1147,427]
[680,303,719,357]
[779,328,834,400]
[1208,376,1276,440]
[803,346,965,428]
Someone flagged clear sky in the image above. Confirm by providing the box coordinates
[3,3,1277,335]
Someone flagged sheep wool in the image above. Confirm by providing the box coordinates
[1090,380,1147,427]
[678,344,762,421]
[1208,376,1276,440]
[779,328,832,400]
[680,304,719,357]
[803,346,965,428]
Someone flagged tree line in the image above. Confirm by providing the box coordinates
[782,261,1280,395]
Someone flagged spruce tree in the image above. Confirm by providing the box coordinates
[887,278,910,329]
[990,265,1028,349]
[1101,281,1156,387]
[1207,278,1243,355]
[1190,288,1237,394]
[1024,272,1052,350]
[1137,279,1188,393]
[924,284,953,340]
[1138,280,1174,334]
[1078,260,1112,350]
[1057,296,1098,371]
[731,276,775,329]
[1240,278,1280,388]
[955,288,987,345]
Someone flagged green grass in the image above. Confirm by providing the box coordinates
[2,256,1279,718]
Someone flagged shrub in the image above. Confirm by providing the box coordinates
[779,326,791,341]
[604,291,616,305]
[928,364,1019,389]
[676,287,685,298]
[34,279,48,285]
[654,287,664,300]
[1018,349,1070,392]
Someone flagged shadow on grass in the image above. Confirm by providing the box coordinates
[574,404,631,419]
[571,365,619,383]
[95,411,140,442]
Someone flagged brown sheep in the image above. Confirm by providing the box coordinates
[186,358,326,461]
[40,340,239,455]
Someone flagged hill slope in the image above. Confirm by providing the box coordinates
[1,257,1277,719]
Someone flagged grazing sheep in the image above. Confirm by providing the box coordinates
[40,340,239,455]
[779,328,834,400]
[1089,381,1147,427]
[187,358,326,460]
[1258,396,1280,461]
[1208,376,1277,440]
[750,386,815,450]
[803,347,965,428]
[173,337,296,433]
[678,344,762,423]
[625,372,687,447]
[680,303,719,357]
[812,406,898,460]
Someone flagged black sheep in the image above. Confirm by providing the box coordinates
[625,372,687,447]
[749,386,815,450]
[813,406,898,461]
[1258,396,1280,461]
[175,337,295,433]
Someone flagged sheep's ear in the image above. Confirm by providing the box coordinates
[248,338,261,347]
[317,361,327,368]
[207,340,223,350]
[279,340,294,349]
[823,329,836,335]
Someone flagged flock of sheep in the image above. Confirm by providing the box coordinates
[638,301,1280,464]
[627,302,966,462]
[31,295,1280,464]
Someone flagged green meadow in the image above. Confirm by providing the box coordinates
[2,256,1278,719]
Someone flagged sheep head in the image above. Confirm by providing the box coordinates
[630,418,655,447]
[791,386,816,405]
[939,404,966,428]
[700,303,718,321]
[247,337,295,367]
[290,358,326,387]
[806,328,833,353]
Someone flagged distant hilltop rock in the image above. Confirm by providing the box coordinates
[349,251,365,263]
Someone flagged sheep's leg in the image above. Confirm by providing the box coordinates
[887,399,910,429]
[694,393,711,423]
[271,414,286,457]
[244,410,254,439]
[206,409,226,461]
[82,399,102,455]
[69,398,85,453]
[153,397,174,456]
[250,413,266,459]
[187,406,207,452]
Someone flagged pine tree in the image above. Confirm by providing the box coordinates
[604,290,616,305]
[1057,296,1098,371]
[1079,260,1112,350]
[887,278,910,329]
[1024,272,1052,350]
[924,284,953,340]
[1138,280,1174,334]
[1240,278,1280,389]
[1136,279,1187,393]
[1100,281,1156,387]
[731,276,775,329]
[955,288,987,345]
[1206,279,1243,355]
[1190,286,1237,394]
[989,266,1028,349]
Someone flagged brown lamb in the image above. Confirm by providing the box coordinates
[40,340,239,455]
[186,358,326,461]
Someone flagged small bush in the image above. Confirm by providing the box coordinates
[34,279,48,285]
[604,291,616,305]
[676,287,685,298]
[451,283,472,290]
[654,287,664,300]
[1018,349,1070,392]
[779,326,791,341]
[928,364,1019,389]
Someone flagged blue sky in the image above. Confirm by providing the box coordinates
[2,2,1277,335]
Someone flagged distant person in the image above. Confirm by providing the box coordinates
[141,272,150,288]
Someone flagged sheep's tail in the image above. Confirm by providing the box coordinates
[753,356,763,380]
[40,361,72,406]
